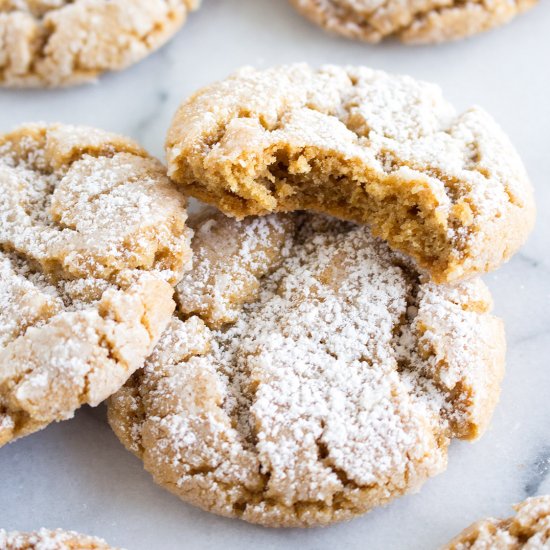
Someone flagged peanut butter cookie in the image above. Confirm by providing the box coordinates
[0,123,192,446]
[290,0,537,44]
[0,528,118,549]
[108,210,505,527]
[166,65,535,283]
[0,0,200,87]
[444,496,550,549]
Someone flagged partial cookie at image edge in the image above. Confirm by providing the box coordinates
[443,495,550,549]
[289,0,538,44]
[0,0,201,87]
[0,528,120,549]
[0,122,192,447]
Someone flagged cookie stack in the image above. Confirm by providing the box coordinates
[0,56,538,543]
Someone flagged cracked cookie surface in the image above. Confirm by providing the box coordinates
[444,496,550,549]
[0,123,192,446]
[108,209,505,527]
[0,528,118,549]
[166,64,535,284]
[0,0,200,87]
[289,0,538,44]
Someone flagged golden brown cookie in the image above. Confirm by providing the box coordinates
[444,496,550,549]
[0,123,192,446]
[0,528,118,549]
[166,64,535,284]
[289,0,538,44]
[0,0,200,87]
[109,210,505,527]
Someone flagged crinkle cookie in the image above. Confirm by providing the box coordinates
[444,496,550,549]
[166,64,535,284]
[0,123,192,447]
[108,210,505,527]
[290,0,538,44]
[0,0,200,87]
[0,528,118,549]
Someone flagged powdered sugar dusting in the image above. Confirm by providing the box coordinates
[110,211,505,527]
[289,0,537,44]
[0,0,201,87]
[0,125,189,284]
[444,495,550,549]
[167,64,534,283]
[0,123,190,446]
[176,209,294,327]
[1,1,70,17]
[0,527,117,549]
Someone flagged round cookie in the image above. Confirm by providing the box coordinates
[0,528,118,549]
[289,0,538,44]
[166,64,535,284]
[108,210,506,527]
[0,0,200,87]
[0,123,192,447]
[444,496,550,549]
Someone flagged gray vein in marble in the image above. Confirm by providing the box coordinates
[524,446,550,497]
[516,252,547,271]
[511,328,550,347]
[132,90,169,146]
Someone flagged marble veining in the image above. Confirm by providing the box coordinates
[0,1,549,549]
[524,447,550,497]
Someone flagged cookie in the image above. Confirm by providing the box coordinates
[289,0,538,44]
[444,496,550,549]
[108,210,505,527]
[0,123,192,447]
[0,528,117,549]
[166,64,535,284]
[0,0,200,87]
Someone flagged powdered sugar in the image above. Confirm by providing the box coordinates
[0,123,190,446]
[110,211,505,527]
[289,0,537,43]
[1,1,70,17]
[444,495,550,549]
[0,528,117,549]
[176,210,294,327]
[0,126,189,285]
[0,0,201,87]
[166,64,535,283]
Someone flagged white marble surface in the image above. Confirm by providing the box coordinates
[1,1,549,549]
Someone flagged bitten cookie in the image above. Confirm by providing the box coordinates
[0,528,118,549]
[166,64,535,283]
[444,496,550,549]
[108,210,506,527]
[0,0,200,87]
[290,0,538,44]
[0,123,192,446]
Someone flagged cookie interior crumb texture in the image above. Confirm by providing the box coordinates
[0,0,201,87]
[109,210,506,528]
[444,495,550,549]
[289,0,538,44]
[0,123,192,447]
[166,65,535,284]
[0,528,118,549]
